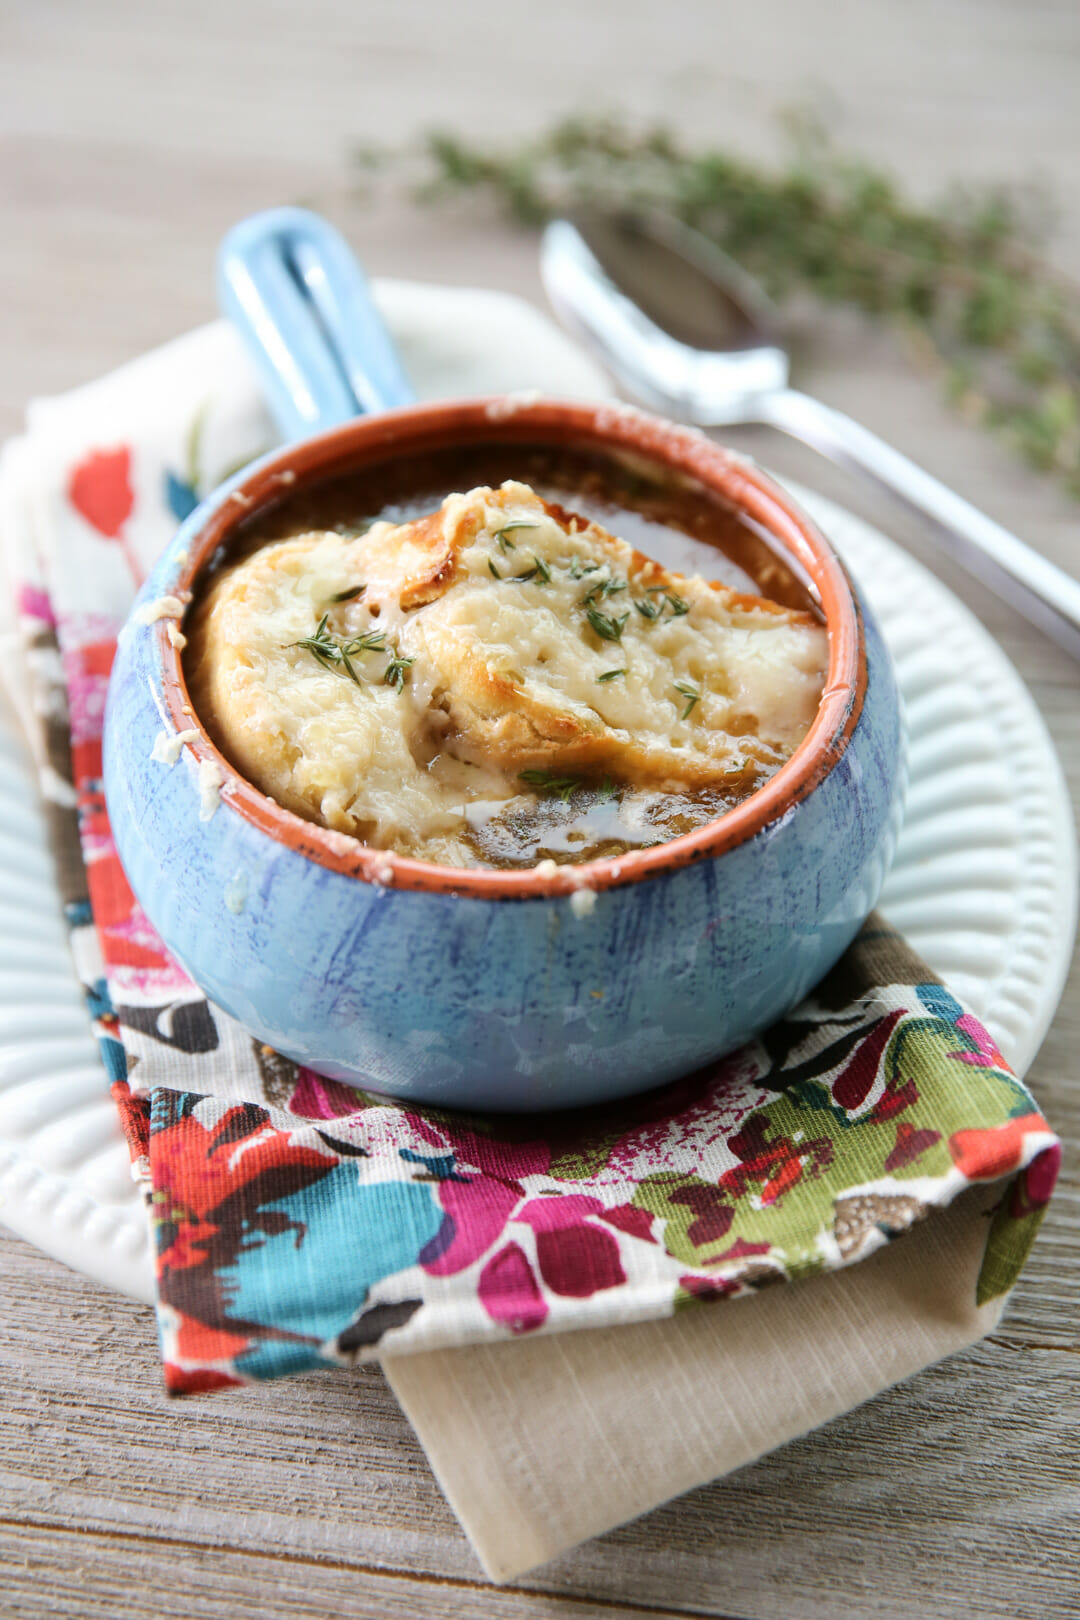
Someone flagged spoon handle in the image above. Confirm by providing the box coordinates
[760,387,1080,660]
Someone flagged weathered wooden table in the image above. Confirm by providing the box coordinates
[1,4,1077,1616]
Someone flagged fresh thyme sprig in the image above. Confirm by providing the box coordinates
[494,521,538,552]
[596,667,626,682]
[635,588,689,621]
[648,585,690,615]
[397,113,1080,496]
[568,557,601,579]
[519,769,581,801]
[580,573,627,607]
[511,554,552,584]
[585,604,630,642]
[674,680,701,719]
[383,646,414,693]
[289,615,386,685]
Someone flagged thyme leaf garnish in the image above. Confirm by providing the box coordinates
[568,557,601,578]
[383,645,414,693]
[596,668,626,682]
[494,521,538,552]
[519,769,581,801]
[512,554,552,584]
[488,559,502,579]
[585,604,630,642]
[635,588,689,620]
[674,680,701,719]
[289,614,386,686]
[598,777,617,800]
[580,573,627,607]
[329,584,366,603]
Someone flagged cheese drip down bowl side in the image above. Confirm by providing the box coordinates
[102,398,904,1111]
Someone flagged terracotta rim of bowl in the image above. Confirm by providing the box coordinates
[156,397,866,901]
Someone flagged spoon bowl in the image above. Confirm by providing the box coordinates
[542,213,790,426]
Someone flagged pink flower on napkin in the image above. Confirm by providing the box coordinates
[473,1194,641,1333]
[414,1117,656,1331]
[477,1243,547,1334]
[949,1013,1008,1069]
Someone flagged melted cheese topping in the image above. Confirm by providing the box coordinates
[187,483,828,865]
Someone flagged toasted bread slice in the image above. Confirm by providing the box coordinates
[393,484,827,788]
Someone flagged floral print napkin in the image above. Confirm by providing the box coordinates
[0,318,1060,1395]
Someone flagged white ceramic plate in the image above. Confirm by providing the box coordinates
[0,287,1075,1307]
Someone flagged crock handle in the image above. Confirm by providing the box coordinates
[217,207,415,441]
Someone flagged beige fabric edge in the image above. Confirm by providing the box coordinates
[383,1182,1005,1582]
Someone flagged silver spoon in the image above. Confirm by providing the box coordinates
[541,212,1080,660]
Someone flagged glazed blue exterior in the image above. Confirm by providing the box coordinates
[104,501,903,1112]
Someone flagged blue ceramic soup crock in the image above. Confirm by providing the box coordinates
[103,393,903,1111]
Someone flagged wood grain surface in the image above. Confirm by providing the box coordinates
[1,4,1078,1617]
